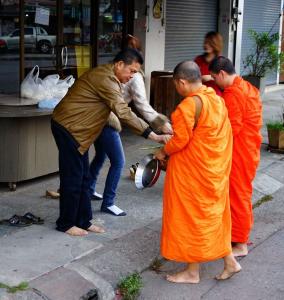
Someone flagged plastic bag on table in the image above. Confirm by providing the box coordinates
[38,98,60,109]
[51,75,75,99]
[42,74,60,88]
[20,65,46,101]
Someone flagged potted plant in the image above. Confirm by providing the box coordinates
[242,29,284,94]
[266,107,284,152]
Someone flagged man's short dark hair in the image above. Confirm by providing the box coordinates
[113,48,144,65]
[173,61,201,83]
[208,56,236,75]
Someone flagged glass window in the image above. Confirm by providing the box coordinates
[23,1,57,75]
[11,29,20,36]
[98,0,124,65]
[24,28,33,35]
[0,0,20,95]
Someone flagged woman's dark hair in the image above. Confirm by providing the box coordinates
[204,31,223,56]
[113,48,144,65]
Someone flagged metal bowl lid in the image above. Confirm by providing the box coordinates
[135,154,161,189]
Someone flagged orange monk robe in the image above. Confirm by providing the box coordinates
[161,86,233,263]
[222,76,262,243]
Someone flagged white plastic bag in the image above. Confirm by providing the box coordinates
[43,74,60,88]
[51,75,75,99]
[20,65,46,101]
[21,65,75,103]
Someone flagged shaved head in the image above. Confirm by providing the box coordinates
[173,61,202,83]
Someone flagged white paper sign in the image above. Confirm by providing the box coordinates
[35,7,50,26]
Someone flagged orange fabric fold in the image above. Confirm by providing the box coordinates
[223,76,262,243]
[161,86,233,263]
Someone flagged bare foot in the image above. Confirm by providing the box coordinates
[232,243,248,257]
[216,262,242,280]
[88,224,105,233]
[166,269,200,284]
[65,226,88,236]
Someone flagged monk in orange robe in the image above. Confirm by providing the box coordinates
[209,56,262,257]
[155,61,241,284]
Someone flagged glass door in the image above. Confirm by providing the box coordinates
[23,0,58,77]
[23,0,92,80]
[97,0,124,65]
[0,0,20,95]
[0,0,133,96]
[61,0,92,78]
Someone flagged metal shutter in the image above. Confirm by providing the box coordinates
[241,0,282,85]
[165,0,218,70]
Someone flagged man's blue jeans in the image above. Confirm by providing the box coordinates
[89,126,125,209]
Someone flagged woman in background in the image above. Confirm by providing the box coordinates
[194,31,223,96]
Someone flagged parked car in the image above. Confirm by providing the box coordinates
[0,26,56,53]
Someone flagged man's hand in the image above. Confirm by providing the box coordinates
[161,122,173,135]
[154,147,167,161]
[148,132,172,144]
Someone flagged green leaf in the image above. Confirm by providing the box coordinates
[243,29,284,77]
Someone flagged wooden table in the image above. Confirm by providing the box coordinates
[0,97,58,190]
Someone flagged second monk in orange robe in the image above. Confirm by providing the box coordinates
[155,61,241,284]
[209,56,262,257]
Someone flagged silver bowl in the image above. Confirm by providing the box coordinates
[135,154,161,189]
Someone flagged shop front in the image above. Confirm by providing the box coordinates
[0,0,134,96]
[0,0,134,189]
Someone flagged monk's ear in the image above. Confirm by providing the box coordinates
[179,79,187,87]
[220,70,226,79]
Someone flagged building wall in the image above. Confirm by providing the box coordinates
[240,0,282,84]
[144,0,166,97]
[142,0,283,95]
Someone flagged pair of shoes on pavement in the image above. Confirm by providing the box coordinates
[0,212,44,227]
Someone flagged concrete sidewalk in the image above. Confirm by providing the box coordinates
[0,87,284,300]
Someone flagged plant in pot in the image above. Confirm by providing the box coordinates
[242,29,284,94]
[266,106,284,152]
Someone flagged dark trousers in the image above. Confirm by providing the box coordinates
[51,119,92,232]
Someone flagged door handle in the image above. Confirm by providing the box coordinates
[51,46,56,67]
[61,46,68,68]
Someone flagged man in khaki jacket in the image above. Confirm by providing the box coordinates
[51,49,169,236]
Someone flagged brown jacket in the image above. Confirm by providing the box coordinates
[52,64,150,154]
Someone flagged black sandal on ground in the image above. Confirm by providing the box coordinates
[23,212,44,224]
[0,215,33,227]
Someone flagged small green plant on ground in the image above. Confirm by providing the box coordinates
[0,281,29,293]
[253,194,273,209]
[117,272,143,300]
